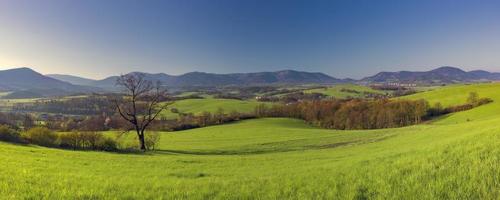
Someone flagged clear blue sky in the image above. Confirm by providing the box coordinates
[0,0,499,79]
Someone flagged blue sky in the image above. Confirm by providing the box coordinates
[0,0,499,79]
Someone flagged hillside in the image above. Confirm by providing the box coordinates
[0,68,102,98]
[70,70,347,90]
[1,83,500,198]
[361,66,500,84]
[46,74,97,86]
[303,84,387,98]
[160,98,268,118]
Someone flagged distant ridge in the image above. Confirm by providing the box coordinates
[3,66,500,98]
[46,74,96,86]
[87,69,349,90]
[361,66,500,84]
[0,67,102,98]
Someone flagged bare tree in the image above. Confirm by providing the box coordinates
[113,73,170,151]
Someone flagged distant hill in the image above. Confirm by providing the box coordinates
[86,70,348,90]
[46,74,96,86]
[361,66,500,84]
[0,68,102,98]
[7,66,500,97]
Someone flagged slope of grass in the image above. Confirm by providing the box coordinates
[304,84,387,98]
[1,83,500,199]
[161,98,267,118]
[402,83,500,124]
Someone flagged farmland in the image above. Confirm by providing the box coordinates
[1,83,500,199]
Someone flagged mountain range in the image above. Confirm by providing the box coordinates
[0,66,499,98]
[83,70,349,90]
[361,66,500,84]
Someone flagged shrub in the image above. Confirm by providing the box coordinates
[0,125,22,143]
[98,137,118,151]
[22,127,57,147]
[58,131,118,151]
[145,131,161,150]
[58,132,81,149]
[79,131,103,150]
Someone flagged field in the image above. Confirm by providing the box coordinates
[303,84,388,98]
[160,98,267,118]
[2,83,500,199]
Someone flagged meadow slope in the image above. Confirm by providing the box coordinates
[1,83,500,199]
[160,98,266,118]
[303,84,387,98]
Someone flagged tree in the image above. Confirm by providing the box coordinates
[23,114,34,130]
[113,73,171,151]
[145,131,161,150]
[467,92,479,106]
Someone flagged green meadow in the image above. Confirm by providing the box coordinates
[2,83,500,199]
[160,98,267,118]
[303,84,387,98]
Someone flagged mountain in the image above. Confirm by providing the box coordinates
[89,72,176,91]
[86,70,347,90]
[46,74,96,86]
[0,68,102,98]
[361,66,500,84]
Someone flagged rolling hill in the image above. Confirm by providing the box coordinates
[45,74,97,86]
[361,66,500,84]
[51,66,500,90]
[0,68,102,98]
[60,70,349,90]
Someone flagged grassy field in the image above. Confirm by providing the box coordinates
[161,98,267,118]
[2,83,500,199]
[303,84,388,98]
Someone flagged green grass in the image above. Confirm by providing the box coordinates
[2,83,500,199]
[303,84,388,98]
[161,98,268,118]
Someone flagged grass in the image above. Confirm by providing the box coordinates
[2,83,500,199]
[160,98,268,118]
[303,84,388,98]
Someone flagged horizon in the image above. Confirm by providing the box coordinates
[1,0,500,79]
[0,65,498,81]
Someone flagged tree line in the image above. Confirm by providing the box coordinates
[254,92,492,130]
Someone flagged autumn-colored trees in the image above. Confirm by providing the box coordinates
[255,99,430,130]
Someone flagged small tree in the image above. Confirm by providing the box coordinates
[23,114,34,130]
[145,131,161,150]
[467,92,479,106]
[114,73,171,151]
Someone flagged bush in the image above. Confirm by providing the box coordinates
[58,131,118,151]
[58,132,80,149]
[98,137,118,151]
[22,127,57,147]
[0,125,22,143]
[79,131,103,150]
[145,132,161,150]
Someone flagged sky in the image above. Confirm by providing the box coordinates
[0,0,499,79]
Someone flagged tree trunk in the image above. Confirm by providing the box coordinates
[138,130,146,151]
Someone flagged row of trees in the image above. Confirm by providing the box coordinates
[255,99,430,129]
[254,92,492,130]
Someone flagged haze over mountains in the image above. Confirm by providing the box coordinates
[0,66,499,98]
